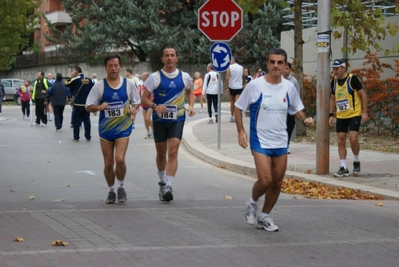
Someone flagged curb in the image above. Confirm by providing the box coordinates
[182,118,399,200]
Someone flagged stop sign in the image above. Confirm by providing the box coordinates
[198,0,243,42]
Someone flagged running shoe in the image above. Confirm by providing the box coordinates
[117,187,127,203]
[215,114,218,123]
[353,161,361,176]
[158,182,173,202]
[105,191,116,204]
[145,132,153,139]
[334,166,350,177]
[229,116,235,123]
[207,119,214,124]
[257,215,279,232]
[244,201,257,225]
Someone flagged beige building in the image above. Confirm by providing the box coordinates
[281,15,399,79]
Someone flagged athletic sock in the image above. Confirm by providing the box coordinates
[109,184,115,192]
[340,160,347,169]
[249,197,258,206]
[259,212,269,219]
[354,155,360,162]
[117,180,124,188]
[157,170,167,184]
[166,176,174,187]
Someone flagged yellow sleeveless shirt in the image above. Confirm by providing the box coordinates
[333,73,362,119]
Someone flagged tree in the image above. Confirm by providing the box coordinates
[236,0,399,91]
[0,0,41,70]
[44,0,285,71]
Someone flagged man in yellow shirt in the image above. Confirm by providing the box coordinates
[329,59,368,177]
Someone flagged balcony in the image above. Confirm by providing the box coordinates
[45,10,72,26]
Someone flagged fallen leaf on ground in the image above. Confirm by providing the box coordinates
[224,195,233,200]
[107,224,112,227]
[51,240,69,246]
[52,199,64,202]
[218,164,226,169]
[14,238,24,242]
[375,202,383,206]
[29,196,35,200]
[10,189,16,192]
[281,178,383,200]
[305,170,312,174]
[65,185,70,187]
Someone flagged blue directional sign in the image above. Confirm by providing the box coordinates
[210,42,231,72]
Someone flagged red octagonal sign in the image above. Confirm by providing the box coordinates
[198,0,243,42]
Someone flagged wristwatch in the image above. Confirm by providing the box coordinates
[152,103,157,109]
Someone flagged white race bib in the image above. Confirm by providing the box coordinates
[158,105,177,120]
[336,99,350,112]
[104,101,124,118]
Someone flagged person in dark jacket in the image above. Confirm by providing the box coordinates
[65,66,94,141]
[0,81,5,115]
[32,72,51,126]
[45,73,70,131]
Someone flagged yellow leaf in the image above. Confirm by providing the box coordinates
[218,164,226,169]
[29,195,35,200]
[51,240,69,246]
[375,202,383,207]
[53,199,64,202]
[14,237,24,242]
[224,195,233,200]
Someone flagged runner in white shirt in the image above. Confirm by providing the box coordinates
[235,48,314,232]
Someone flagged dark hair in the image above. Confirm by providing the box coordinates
[125,68,133,74]
[40,71,44,77]
[74,66,82,73]
[104,54,122,67]
[56,73,62,81]
[287,62,292,69]
[267,48,287,63]
[244,68,251,75]
[162,46,178,57]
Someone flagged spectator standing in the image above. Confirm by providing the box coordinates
[86,54,141,204]
[45,73,70,131]
[235,48,314,232]
[243,68,252,87]
[67,66,94,142]
[202,63,221,124]
[225,56,244,122]
[18,79,32,120]
[46,73,55,121]
[193,71,204,113]
[283,62,300,154]
[253,67,265,79]
[32,72,51,126]
[329,59,368,177]
[141,46,195,203]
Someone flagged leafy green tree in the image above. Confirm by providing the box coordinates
[0,0,41,70]
[45,0,285,71]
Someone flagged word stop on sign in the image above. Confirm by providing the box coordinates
[201,11,240,27]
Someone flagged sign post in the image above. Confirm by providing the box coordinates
[198,0,243,149]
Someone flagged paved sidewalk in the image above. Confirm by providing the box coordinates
[182,108,399,200]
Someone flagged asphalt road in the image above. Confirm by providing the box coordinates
[0,105,398,267]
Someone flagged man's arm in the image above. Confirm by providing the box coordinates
[234,105,248,149]
[358,89,368,123]
[186,87,195,117]
[225,68,230,91]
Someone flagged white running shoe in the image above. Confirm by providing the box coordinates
[257,215,279,232]
[244,201,257,225]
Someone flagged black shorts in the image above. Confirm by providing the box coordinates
[336,116,361,133]
[153,120,185,143]
[229,88,244,96]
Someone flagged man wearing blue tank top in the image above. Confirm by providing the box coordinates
[142,46,195,203]
[86,54,141,204]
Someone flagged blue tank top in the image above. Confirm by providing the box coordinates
[98,78,132,136]
[152,70,186,123]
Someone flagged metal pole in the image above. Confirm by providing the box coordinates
[316,0,331,174]
[217,71,221,149]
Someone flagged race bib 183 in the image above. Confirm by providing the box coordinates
[104,101,124,118]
